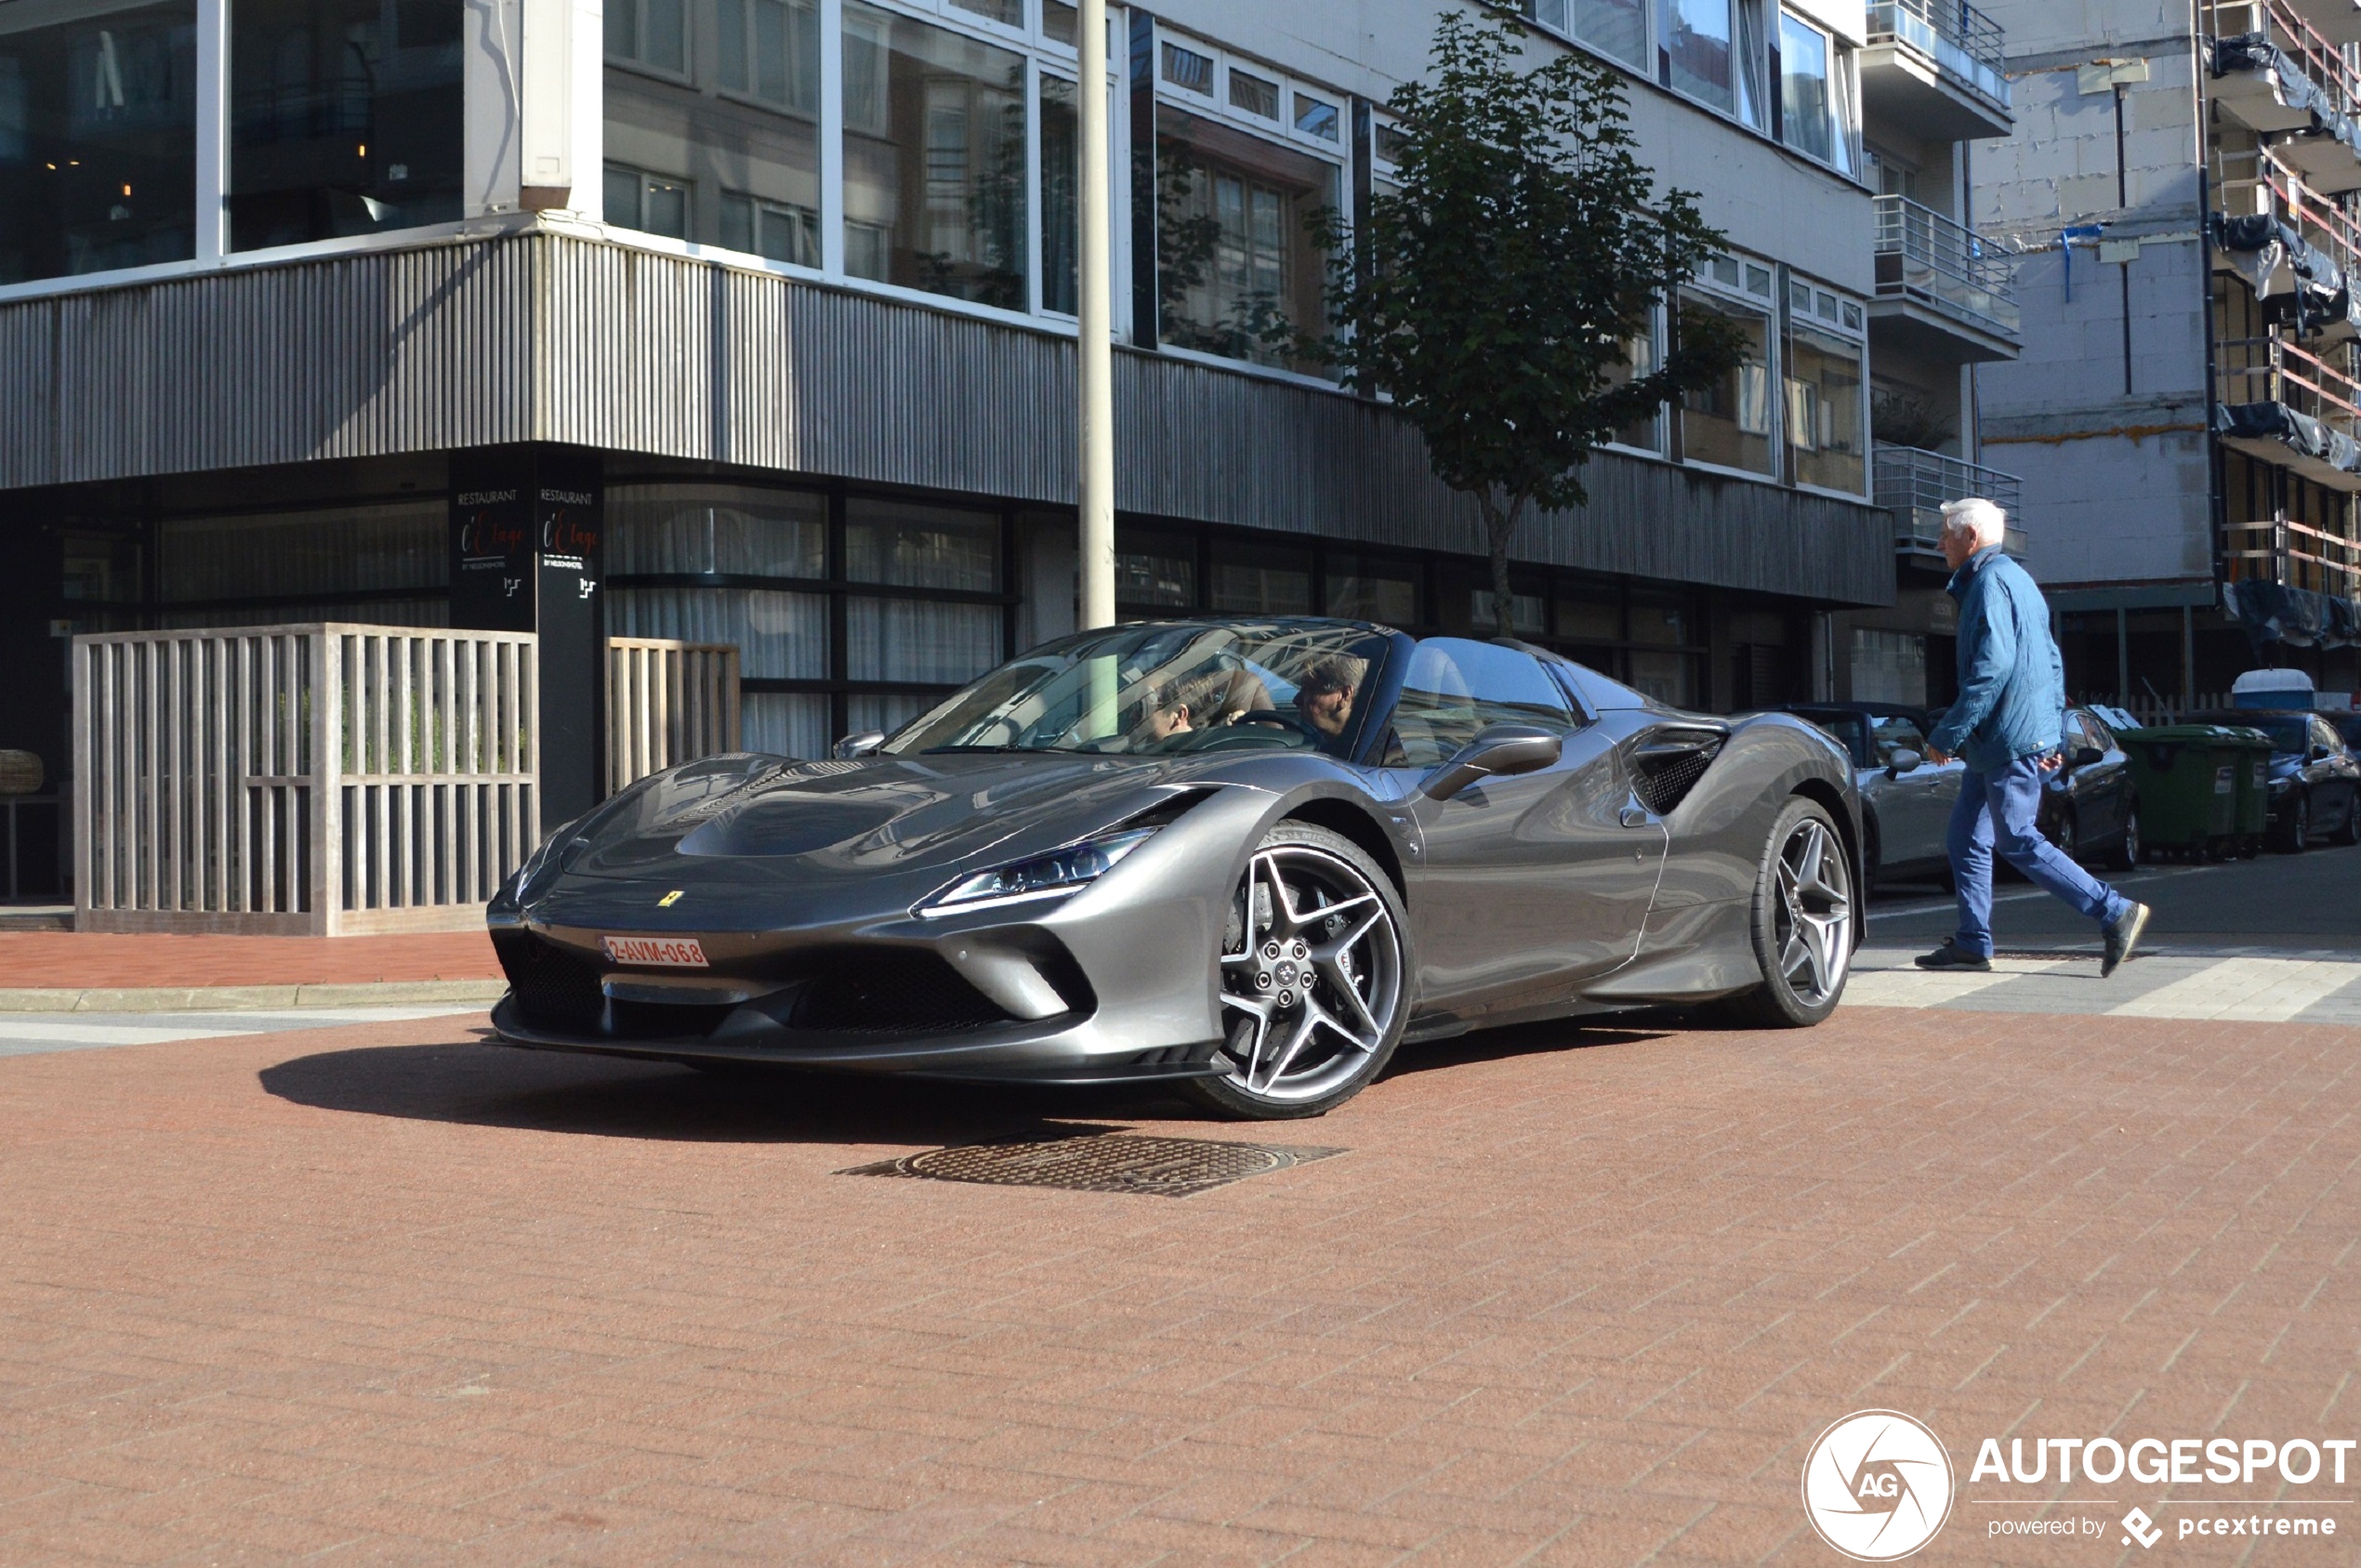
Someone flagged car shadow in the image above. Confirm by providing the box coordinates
[258,1035,1194,1145]
[1382,1021,1677,1076]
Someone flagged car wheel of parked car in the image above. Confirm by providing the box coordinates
[2275,793,2312,855]
[1718,797,1854,1030]
[2107,808,2141,871]
[2333,797,2361,848]
[2049,809,2079,863]
[1182,822,1410,1121]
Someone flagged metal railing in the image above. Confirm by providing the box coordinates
[1868,0,2011,111]
[1873,444,2027,557]
[1873,195,2021,338]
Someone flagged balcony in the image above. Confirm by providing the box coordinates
[2209,2,2361,194]
[1861,0,2013,143]
[1869,196,2022,362]
[2216,333,2361,490]
[1875,445,2026,560]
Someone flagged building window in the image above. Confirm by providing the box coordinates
[1040,72,1079,313]
[607,0,687,74]
[155,501,449,627]
[1209,539,1312,614]
[1326,552,1421,626]
[1680,285,1775,475]
[0,0,197,283]
[720,191,819,266]
[605,163,690,238]
[1115,525,1197,611]
[715,0,817,112]
[1787,318,1866,494]
[1154,105,1335,371]
[1777,12,1831,164]
[1524,0,1650,69]
[1605,309,1666,453]
[841,3,1028,310]
[227,0,463,252]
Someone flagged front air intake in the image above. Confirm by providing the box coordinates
[1630,729,1727,816]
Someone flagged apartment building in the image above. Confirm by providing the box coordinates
[0,0,1939,889]
[1975,0,2361,704]
[1829,0,2021,709]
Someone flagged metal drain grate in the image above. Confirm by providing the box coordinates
[840,1133,1344,1198]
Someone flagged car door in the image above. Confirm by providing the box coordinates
[1867,713,1955,867]
[2311,717,2361,827]
[1380,639,1666,1016]
[2075,711,2131,841]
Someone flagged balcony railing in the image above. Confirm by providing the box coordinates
[1873,195,2021,340]
[1874,444,2027,557]
[1868,0,2011,111]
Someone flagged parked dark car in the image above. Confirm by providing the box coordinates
[2181,709,2361,851]
[1778,703,1962,883]
[2038,706,2143,870]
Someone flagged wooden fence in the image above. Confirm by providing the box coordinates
[2096,693,2234,725]
[73,625,539,935]
[607,638,743,793]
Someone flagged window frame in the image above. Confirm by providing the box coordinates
[1676,250,1783,481]
[1781,267,1869,499]
[605,0,694,83]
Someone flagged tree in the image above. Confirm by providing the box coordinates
[1302,12,1745,637]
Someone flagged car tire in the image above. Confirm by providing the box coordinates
[2275,793,2312,854]
[1180,821,1410,1121]
[2050,808,2079,863]
[2106,807,2140,871]
[2332,795,2361,848]
[1717,796,1856,1030]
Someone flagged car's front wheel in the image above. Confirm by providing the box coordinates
[2276,793,2312,854]
[1720,796,1855,1029]
[1181,822,1409,1121]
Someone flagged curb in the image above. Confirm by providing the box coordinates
[0,981,508,1013]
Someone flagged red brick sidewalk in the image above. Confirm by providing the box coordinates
[1,1008,2355,1565]
[0,930,502,990]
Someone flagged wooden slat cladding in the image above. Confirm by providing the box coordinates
[1,232,1893,607]
[72,625,539,936]
[606,638,743,794]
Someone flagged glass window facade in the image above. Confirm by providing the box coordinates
[1680,287,1775,475]
[1786,322,1866,494]
[1040,72,1078,314]
[0,0,197,283]
[1207,539,1312,615]
[842,3,1027,308]
[1524,0,1649,68]
[1154,105,1333,370]
[229,0,463,251]
[1663,0,1734,115]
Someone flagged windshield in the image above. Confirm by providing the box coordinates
[881,621,1393,758]
[1798,712,1869,767]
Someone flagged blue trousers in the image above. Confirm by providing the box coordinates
[1949,756,2131,958]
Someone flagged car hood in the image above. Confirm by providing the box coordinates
[557,749,1272,892]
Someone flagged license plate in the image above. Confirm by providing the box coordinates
[600,935,708,968]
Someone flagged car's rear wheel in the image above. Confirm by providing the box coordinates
[1719,797,1854,1029]
[2276,793,2312,854]
[2332,793,2361,848]
[1180,822,1408,1121]
[2048,808,2079,863]
[2108,808,2142,871]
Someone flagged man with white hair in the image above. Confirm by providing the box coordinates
[1917,497,2152,977]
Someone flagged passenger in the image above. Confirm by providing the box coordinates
[1295,655,1367,742]
[1132,672,1234,747]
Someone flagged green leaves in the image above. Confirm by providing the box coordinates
[1300,12,1743,635]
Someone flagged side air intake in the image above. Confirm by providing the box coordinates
[1629,728,1728,816]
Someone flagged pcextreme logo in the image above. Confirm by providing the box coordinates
[1800,1411,1956,1561]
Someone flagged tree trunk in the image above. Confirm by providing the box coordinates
[1478,487,1532,639]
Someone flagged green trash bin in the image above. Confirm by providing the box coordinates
[2116,724,2252,858]
[2223,728,2275,854]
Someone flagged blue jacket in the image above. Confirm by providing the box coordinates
[1929,546,2064,773]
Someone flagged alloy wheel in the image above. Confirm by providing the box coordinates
[1216,845,1405,1104]
[1773,816,1853,1007]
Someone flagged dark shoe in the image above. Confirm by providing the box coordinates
[2102,903,2152,979]
[1914,941,1991,971]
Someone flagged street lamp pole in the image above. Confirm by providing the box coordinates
[1076,0,1115,629]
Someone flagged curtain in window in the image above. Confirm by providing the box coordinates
[846,599,1001,684]
[159,501,448,604]
[846,498,999,588]
[745,692,831,758]
[609,587,828,679]
[607,483,827,577]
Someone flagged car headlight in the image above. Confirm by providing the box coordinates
[918,828,1157,917]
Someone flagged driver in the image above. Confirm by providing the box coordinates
[1294,655,1367,742]
[1131,671,1233,748]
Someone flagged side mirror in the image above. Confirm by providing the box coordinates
[833,731,886,760]
[1423,723,1563,802]
[2072,745,2104,770]
[1885,748,1922,776]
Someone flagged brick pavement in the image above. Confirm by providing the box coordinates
[0,932,503,991]
[2,1008,2357,1566]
